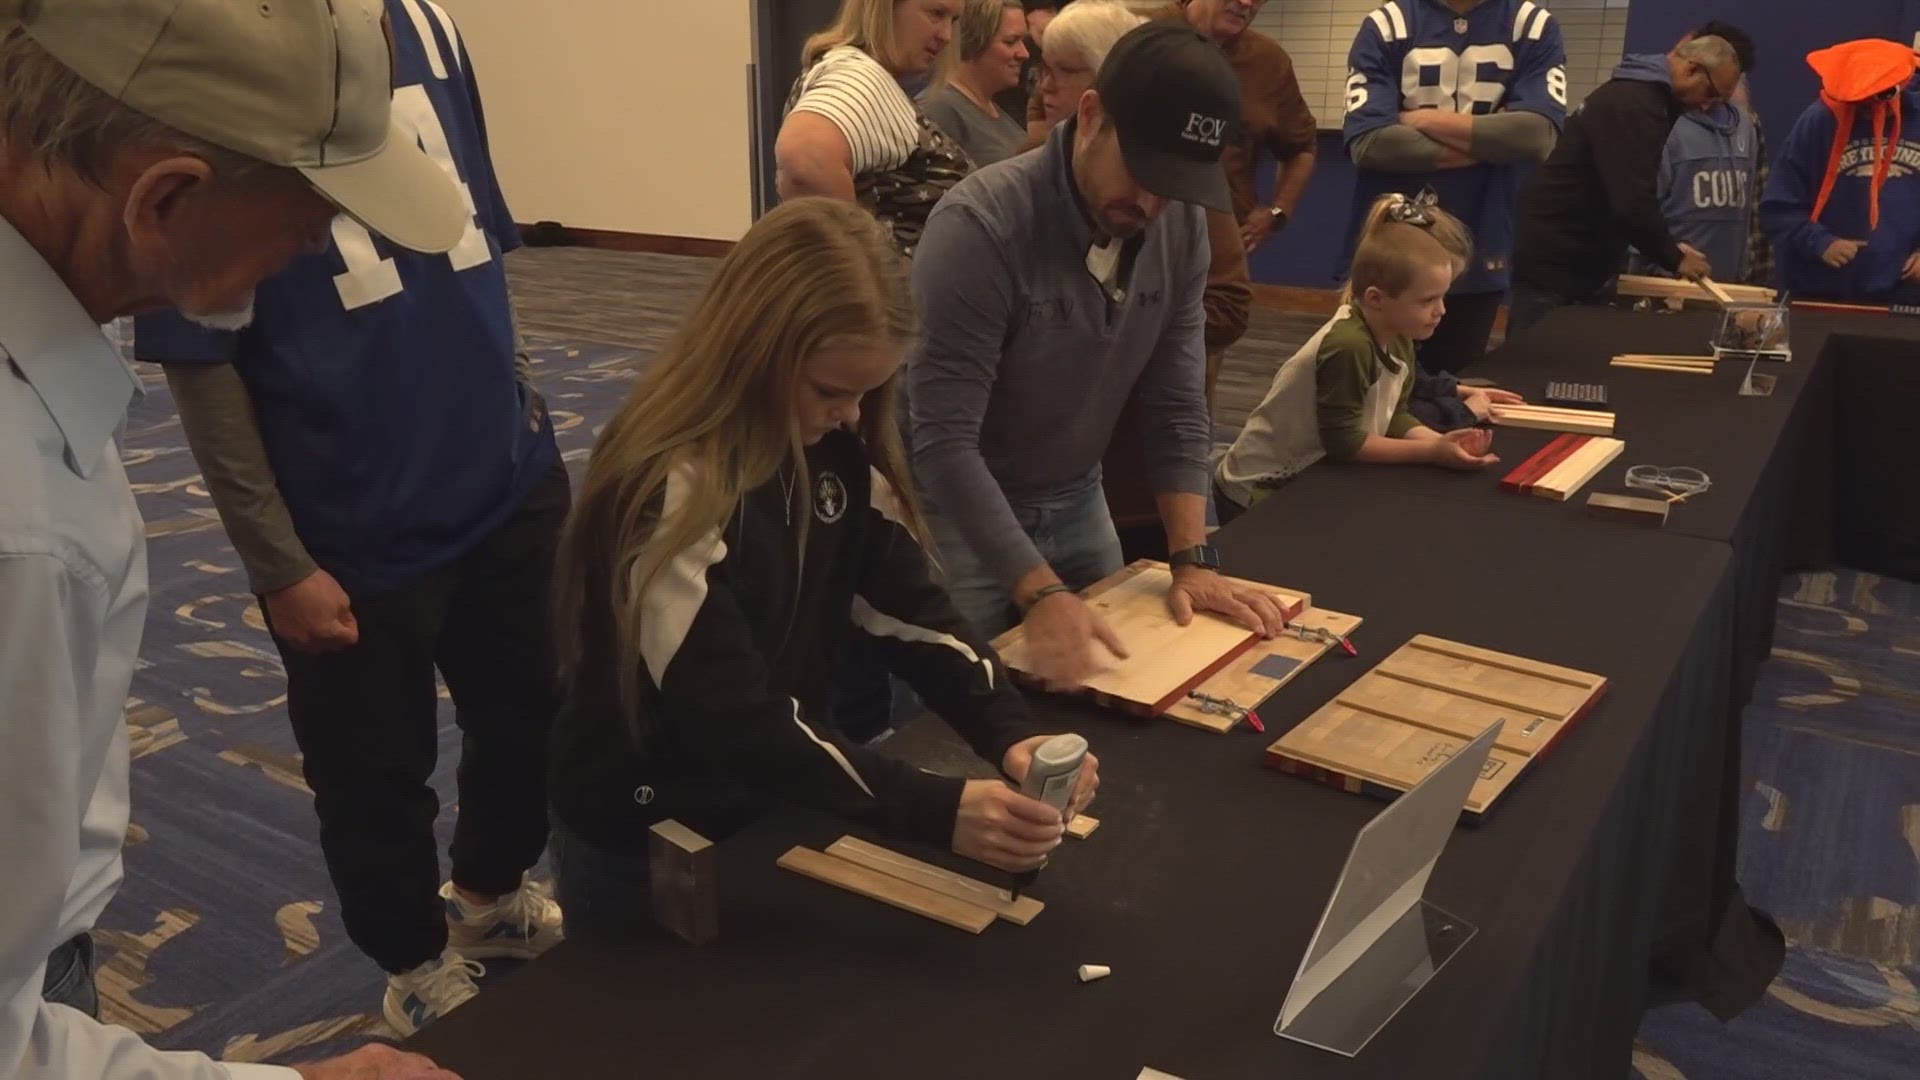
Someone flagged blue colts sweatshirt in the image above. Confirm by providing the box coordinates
[1633,102,1760,281]
[1762,88,1920,302]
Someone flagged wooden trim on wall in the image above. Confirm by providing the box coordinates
[1251,283,1344,315]
[1252,282,1510,332]
[517,224,735,259]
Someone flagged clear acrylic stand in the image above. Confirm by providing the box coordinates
[1275,722,1499,1057]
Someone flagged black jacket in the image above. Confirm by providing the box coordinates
[551,429,1036,853]
[1514,63,1687,300]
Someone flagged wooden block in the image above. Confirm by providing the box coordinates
[650,819,718,945]
[1500,433,1581,493]
[1617,273,1774,305]
[1531,437,1624,502]
[824,837,1043,925]
[1586,491,1669,527]
[777,846,996,933]
[1160,605,1363,733]
[1066,814,1100,839]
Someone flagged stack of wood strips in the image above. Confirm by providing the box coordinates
[1615,273,1775,306]
[779,837,1045,933]
[1499,435,1626,501]
[1489,403,1615,436]
[1611,353,1715,375]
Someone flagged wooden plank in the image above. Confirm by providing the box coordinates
[1532,437,1625,502]
[1586,491,1669,526]
[1697,277,1738,306]
[995,562,1305,716]
[1375,646,1598,718]
[1404,636,1605,691]
[1615,353,1721,364]
[777,846,996,933]
[1489,406,1615,437]
[993,561,1311,656]
[824,837,1044,925]
[649,820,718,945]
[1336,674,1566,755]
[1617,273,1774,305]
[1066,814,1100,839]
[1161,606,1364,732]
[1500,433,1581,494]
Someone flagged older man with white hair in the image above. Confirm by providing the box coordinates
[0,1,467,1078]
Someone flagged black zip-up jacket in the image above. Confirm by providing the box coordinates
[551,429,1037,853]
[1514,57,1687,300]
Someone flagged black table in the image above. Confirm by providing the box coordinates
[407,300,1920,1079]
[411,522,1750,1080]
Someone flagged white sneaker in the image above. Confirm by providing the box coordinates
[441,876,565,961]
[383,948,482,1038]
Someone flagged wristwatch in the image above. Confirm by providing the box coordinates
[1268,205,1290,230]
[1168,544,1221,572]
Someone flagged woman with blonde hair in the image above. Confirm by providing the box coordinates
[546,198,1098,933]
[776,0,974,257]
[919,0,1030,167]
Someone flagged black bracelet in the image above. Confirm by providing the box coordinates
[1025,583,1072,610]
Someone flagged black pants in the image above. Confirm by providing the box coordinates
[1417,290,1505,375]
[268,462,570,974]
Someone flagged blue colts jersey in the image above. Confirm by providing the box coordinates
[135,0,555,596]
[1343,0,1569,294]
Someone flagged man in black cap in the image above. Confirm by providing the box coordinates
[907,20,1291,688]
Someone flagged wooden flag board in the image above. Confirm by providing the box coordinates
[1265,635,1607,817]
[993,561,1357,733]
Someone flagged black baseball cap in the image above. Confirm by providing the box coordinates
[1094,21,1242,214]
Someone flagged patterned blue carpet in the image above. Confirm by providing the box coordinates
[95,333,1919,1073]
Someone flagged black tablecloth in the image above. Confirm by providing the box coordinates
[1806,315,1920,582]
[394,300,1920,1080]
[409,522,1770,1080]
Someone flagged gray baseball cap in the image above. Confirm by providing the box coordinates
[3,0,466,253]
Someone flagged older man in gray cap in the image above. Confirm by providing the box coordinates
[0,1,466,1078]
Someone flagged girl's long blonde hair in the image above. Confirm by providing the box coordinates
[554,197,925,727]
[805,0,954,80]
[1340,192,1474,304]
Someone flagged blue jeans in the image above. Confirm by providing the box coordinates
[928,479,1126,640]
[42,933,98,1019]
[550,823,655,938]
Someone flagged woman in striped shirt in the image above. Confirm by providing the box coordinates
[777,0,975,258]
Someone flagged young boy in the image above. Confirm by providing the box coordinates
[1216,194,1503,518]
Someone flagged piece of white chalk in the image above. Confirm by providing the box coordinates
[1077,964,1111,983]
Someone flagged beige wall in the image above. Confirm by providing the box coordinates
[445,0,754,240]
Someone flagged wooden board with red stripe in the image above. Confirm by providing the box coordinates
[1266,635,1607,816]
[1500,435,1625,502]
